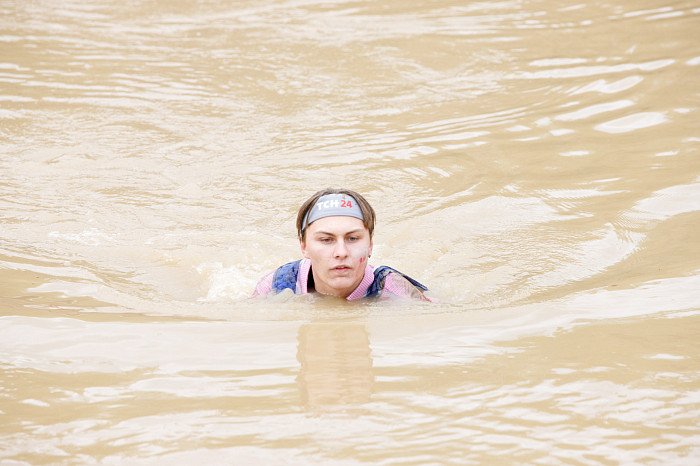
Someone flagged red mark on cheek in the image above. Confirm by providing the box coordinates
[359,257,365,264]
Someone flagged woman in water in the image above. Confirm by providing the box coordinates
[253,188,433,301]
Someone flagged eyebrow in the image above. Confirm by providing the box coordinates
[313,229,365,237]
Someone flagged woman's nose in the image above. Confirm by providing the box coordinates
[333,240,349,257]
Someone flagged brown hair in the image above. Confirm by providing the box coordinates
[296,188,376,241]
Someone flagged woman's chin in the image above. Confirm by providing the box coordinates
[319,276,361,296]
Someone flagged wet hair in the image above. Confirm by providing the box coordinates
[297,188,376,241]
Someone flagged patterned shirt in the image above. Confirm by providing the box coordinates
[253,259,433,301]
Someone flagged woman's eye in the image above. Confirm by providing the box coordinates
[320,238,332,243]
[348,236,358,242]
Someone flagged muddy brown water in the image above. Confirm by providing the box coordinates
[1,0,700,464]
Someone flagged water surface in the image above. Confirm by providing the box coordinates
[1,0,700,464]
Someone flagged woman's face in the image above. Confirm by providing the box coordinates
[300,216,373,298]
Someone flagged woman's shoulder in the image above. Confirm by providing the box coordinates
[381,270,435,302]
[253,259,311,297]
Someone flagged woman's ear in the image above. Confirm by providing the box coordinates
[300,238,310,258]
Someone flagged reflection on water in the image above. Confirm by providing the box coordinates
[2,0,700,463]
[297,322,373,406]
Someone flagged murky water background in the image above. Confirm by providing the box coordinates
[2,0,700,463]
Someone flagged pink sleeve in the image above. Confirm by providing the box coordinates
[252,271,274,297]
[381,272,436,302]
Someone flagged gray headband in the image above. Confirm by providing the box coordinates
[302,193,364,232]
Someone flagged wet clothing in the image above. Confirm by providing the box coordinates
[253,259,431,301]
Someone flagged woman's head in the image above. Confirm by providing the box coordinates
[296,188,376,298]
[296,188,376,242]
